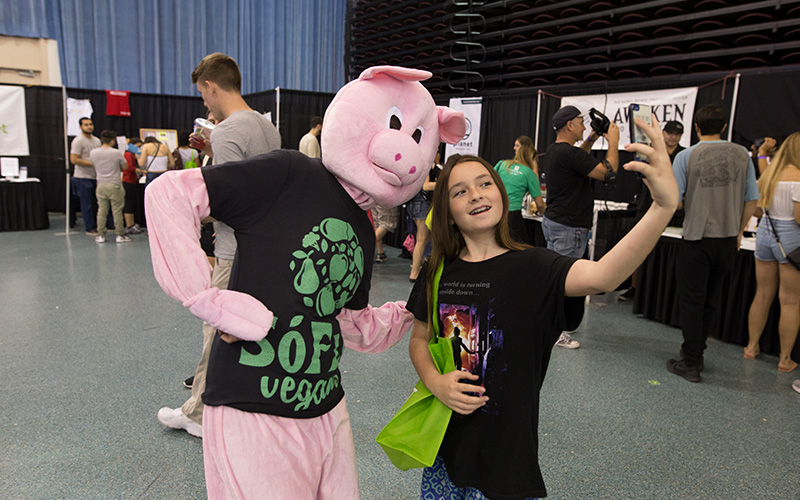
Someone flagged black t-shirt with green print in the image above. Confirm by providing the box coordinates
[201,150,374,418]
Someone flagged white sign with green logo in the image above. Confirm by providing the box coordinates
[0,86,29,156]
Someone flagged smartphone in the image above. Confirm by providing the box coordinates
[628,103,653,163]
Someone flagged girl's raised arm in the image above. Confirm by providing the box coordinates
[565,115,680,297]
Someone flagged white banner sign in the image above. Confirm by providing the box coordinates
[445,97,482,160]
[0,86,30,156]
[562,87,698,150]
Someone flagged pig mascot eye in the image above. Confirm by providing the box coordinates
[412,126,423,144]
[387,107,402,130]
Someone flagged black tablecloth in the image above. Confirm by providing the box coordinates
[633,235,800,359]
[0,181,49,231]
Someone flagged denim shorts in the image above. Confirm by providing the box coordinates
[542,216,589,259]
[755,218,800,264]
[406,195,430,221]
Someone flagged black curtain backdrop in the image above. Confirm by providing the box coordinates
[14,66,800,215]
[21,86,67,213]
[18,86,338,215]
[244,89,334,154]
[478,94,539,166]
[734,68,800,145]
[242,89,278,140]
[277,89,336,155]
[66,88,207,142]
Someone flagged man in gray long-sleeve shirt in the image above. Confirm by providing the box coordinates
[157,52,281,437]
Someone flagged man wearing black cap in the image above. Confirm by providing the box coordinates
[662,120,685,162]
[540,105,620,349]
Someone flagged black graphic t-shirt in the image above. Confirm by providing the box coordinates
[407,248,581,500]
[201,150,374,418]
[541,142,600,228]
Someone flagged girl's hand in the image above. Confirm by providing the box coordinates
[428,370,488,415]
[623,114,679,212]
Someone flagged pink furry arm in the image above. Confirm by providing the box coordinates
[337,301,414,353]
[145,170,273,342]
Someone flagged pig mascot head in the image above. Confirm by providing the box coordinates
[321,66,466,209]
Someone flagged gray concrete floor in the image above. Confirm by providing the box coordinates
[1,215,798,499]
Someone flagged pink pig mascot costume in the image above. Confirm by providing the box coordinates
[145,66,466,499]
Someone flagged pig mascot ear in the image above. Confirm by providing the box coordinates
[321,66,466,209]
[437,106,467,144]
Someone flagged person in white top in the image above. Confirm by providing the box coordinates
[747,131,800,373]
[299,116,323,158]
[138,136,174,186]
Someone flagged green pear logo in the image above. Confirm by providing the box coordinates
[289,218,363,317]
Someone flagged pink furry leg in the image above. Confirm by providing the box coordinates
[203,399,360,500]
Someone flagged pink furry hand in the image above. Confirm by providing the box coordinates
[338,301,414,353]
[184,288,273,342]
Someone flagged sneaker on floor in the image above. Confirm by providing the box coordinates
[375,252,388,263]
[183,376,194,389]
[555,331,580,349]
[157,407,202,437]
[95,235,106,243]
[618,287,636,301]
[793,380,800,394]
[125,224,144,235]
[116,235,132,243]
[667,358,701,383]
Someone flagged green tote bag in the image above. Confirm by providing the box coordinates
[376,260,455,470]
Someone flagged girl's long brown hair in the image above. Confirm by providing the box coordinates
[424,154,530,331]
[758,132,800,209]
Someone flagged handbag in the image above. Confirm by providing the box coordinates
[402,233,416,254]
[376,260,455,470]
[764,210,800,270]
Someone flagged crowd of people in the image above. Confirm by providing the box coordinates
[69,118,210,242]
[67,53,799,499]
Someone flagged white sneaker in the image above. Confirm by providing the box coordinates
[116,235,132,243]
[157,407,202,438]
[95,235,106,243]
[793,380,800,394]
[555,331,581,349]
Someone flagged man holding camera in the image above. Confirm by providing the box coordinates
[540,105,620,348]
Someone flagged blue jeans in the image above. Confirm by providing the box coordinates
[72,177,97,232]
[542,216,589,259]
[145,171,164,187]
[755,218,800,264]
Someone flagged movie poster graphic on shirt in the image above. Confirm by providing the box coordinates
[0,85,30,156]
[438,299,504,416]
[445,97,482,160]
[561,87,698,151]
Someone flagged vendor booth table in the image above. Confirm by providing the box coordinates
[0,179,49,231]
[633,227,800,360]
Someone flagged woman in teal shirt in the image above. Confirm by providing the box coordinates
[494,141,546,243]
